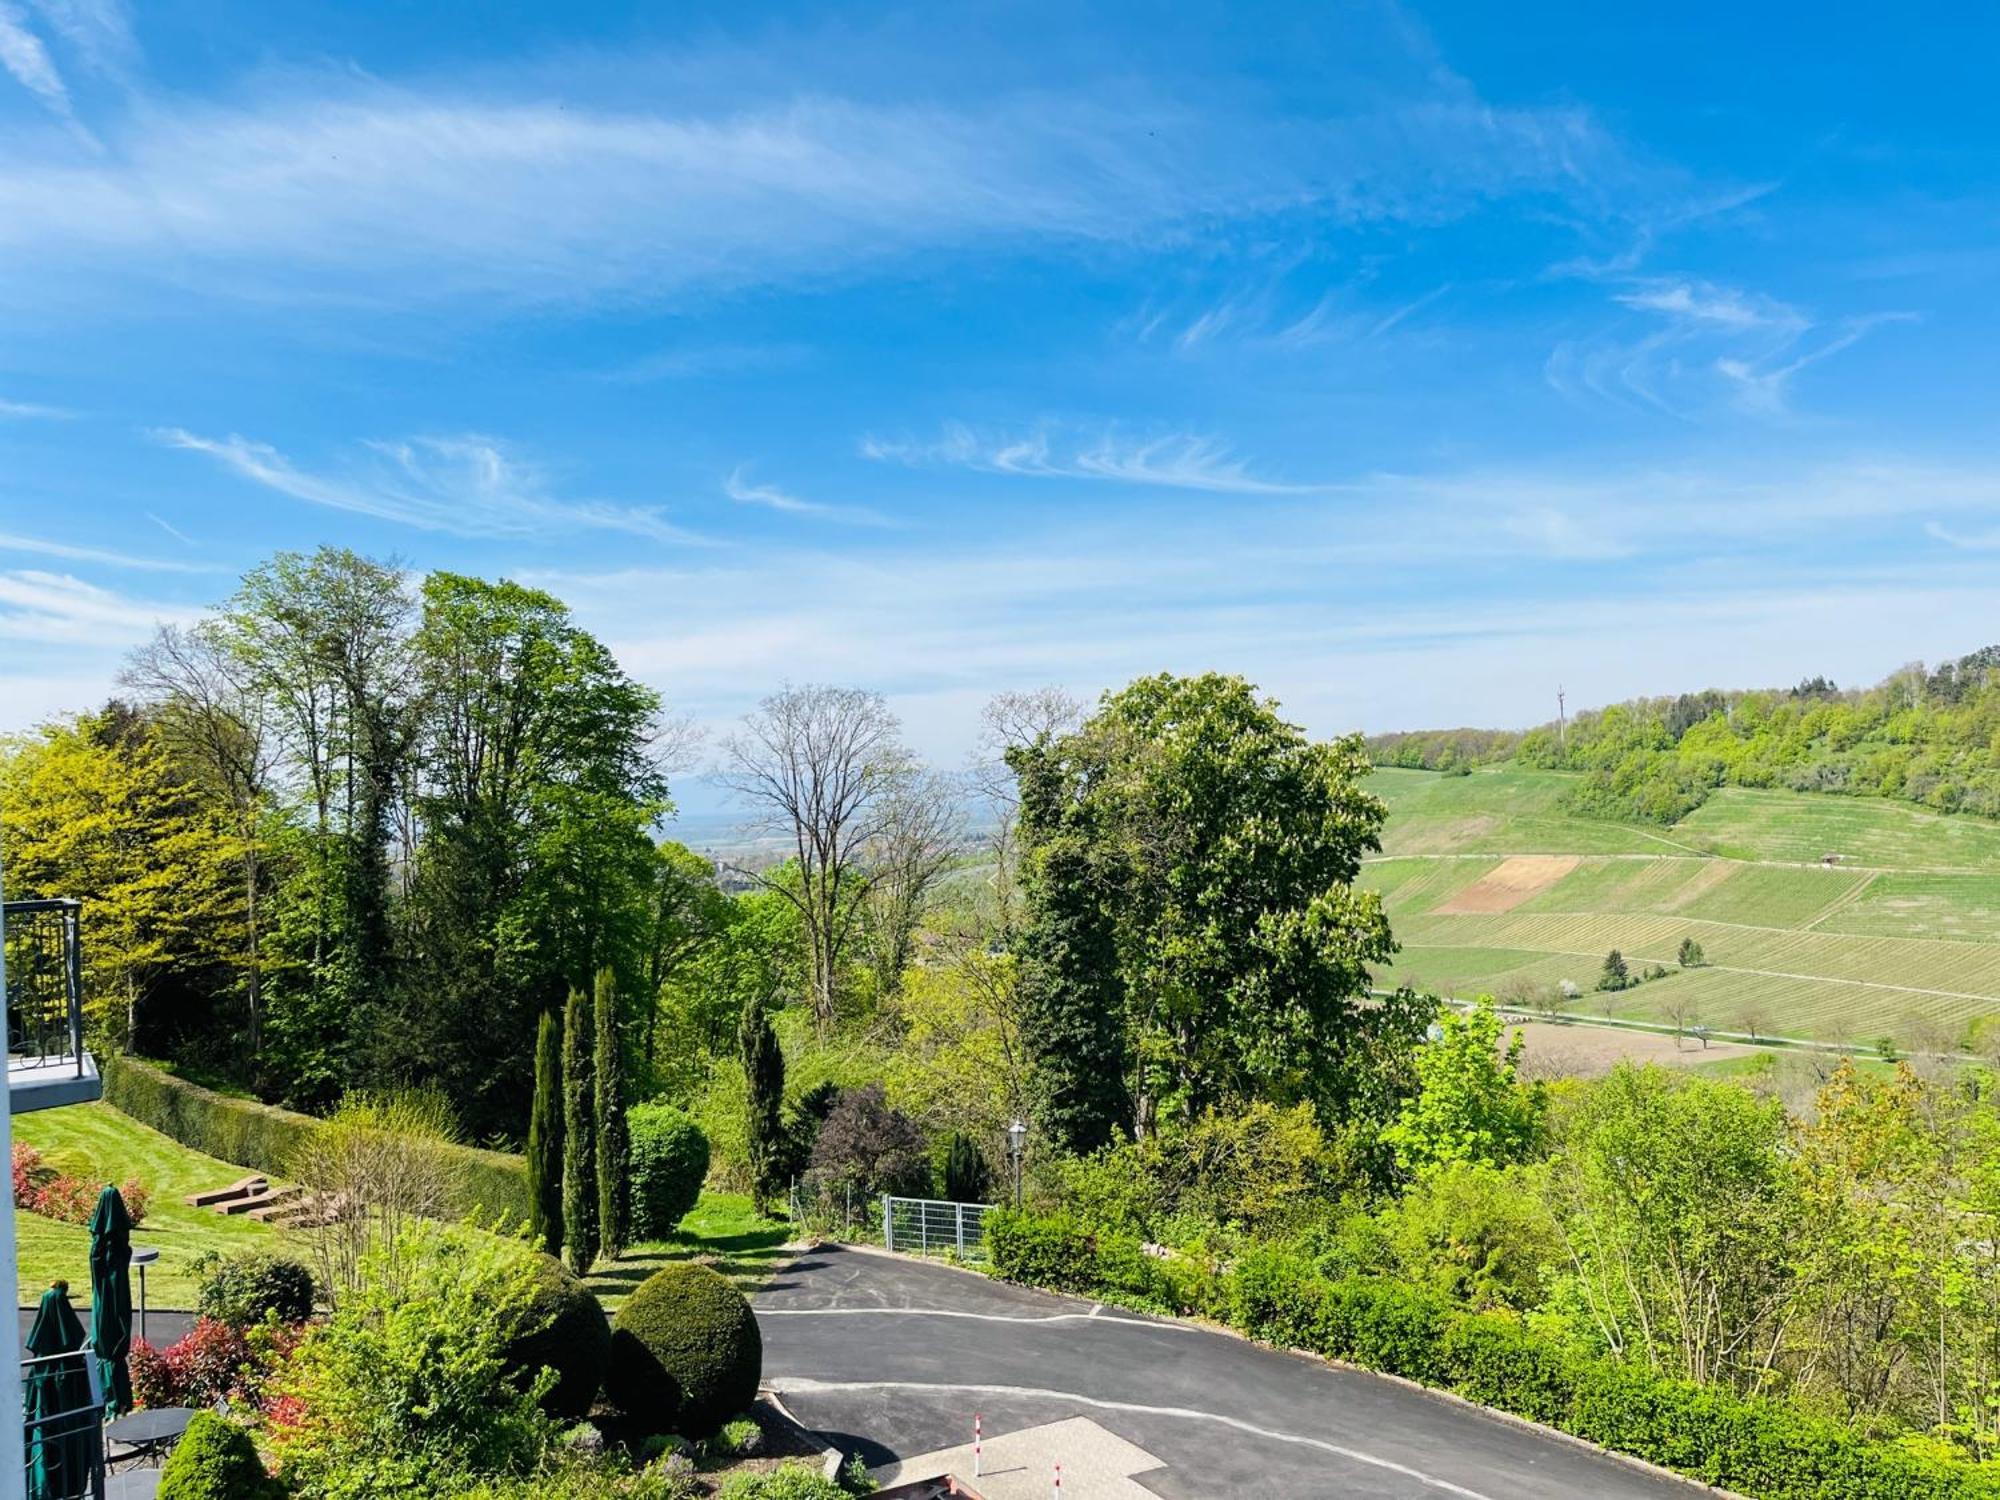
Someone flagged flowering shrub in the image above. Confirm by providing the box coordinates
[10,1144,149,1227]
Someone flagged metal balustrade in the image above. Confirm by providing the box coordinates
[881,1195,992,1260]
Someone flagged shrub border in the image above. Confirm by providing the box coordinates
[983,1209,2000,1500]
[101,1053,530,1225]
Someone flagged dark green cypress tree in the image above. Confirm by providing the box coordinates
[940,1131,992,1203]
[1009,742,1132,1154]
[739,995,785,1216]
[593,966,627,1259]
[526,1009,565,1256]
[562,985,598,1274]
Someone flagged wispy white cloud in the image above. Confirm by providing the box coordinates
[0,1,71,120]
[1615,278,1793,331]
[724,466,886,526]
[0,60,1671,313]
[0,394,72,418]
[0,529,220,573]
[1548,274,1908,420]
[26,0,134,79]
[861,423,1320,495]
[157,428,706,545]
[0,568,196,645]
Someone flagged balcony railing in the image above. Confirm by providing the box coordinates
[20,1348,107,1500]
[4,899,100,1112]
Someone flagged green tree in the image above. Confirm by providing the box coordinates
[0,706,246,1050]
[940,1131,991,1203]
[739,996,785,1215]
[1381,998,1545,1179]
[1597,948,1630,992]
[1009,741,1130,1154]
[1677,937,1705,968]
[215,548,411,1111]
[1008,673,1418,1139]
[561,986,598,1274]
[526,1010,564,1257]
[593,967,627,1260]
[398,572,664,1143]
[1545,1064,1803,1392]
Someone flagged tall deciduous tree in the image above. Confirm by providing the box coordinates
[859,770,962,998]
[123,622,279,1057]
[211,548,412,1109]
[1008,673,1421,1140]
[593,966,627,1260]
[400,572,665,1142]
[721,685,909,1028]
[1382,998,1545,1179]
[561,985,598,1274]
[0,707,245,1050]
[526,1009,564,1257]
[739,995,785,1215]
[975,688,1084,941]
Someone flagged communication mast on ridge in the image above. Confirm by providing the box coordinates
[1557,685,1567,751]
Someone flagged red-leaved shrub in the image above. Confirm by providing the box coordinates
[11,1145,149,1228]
[132,1317,304,1413]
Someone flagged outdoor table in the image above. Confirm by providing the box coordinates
[104,1407,193,1470]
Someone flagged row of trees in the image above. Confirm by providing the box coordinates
[1367,644,2000,825]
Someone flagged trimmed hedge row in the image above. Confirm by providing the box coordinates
[986,1210,2000,1500]
[103,1054,531,1226]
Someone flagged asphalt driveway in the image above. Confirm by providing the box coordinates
[755,1245,1702,1500]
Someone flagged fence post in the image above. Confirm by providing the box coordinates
[883,1195,894,1252]
[956,1201,966,1256]
[920,1201,929,1255]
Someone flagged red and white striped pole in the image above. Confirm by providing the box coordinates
[973,1414,982,1477]
[1054,1459,1063,1498]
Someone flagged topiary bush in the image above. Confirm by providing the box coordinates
[627,1103,709,1242]
[504,1253,611,1420]
[157,1411,276,1500]
[606,1263,761,1438]
[194,1251,316,1328]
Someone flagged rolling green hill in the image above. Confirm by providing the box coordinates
[1364,765,2000,1047]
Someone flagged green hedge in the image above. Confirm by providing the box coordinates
[103,1054,531,1225]
[990,1212,2000,1500]
[606,1262,762,1438]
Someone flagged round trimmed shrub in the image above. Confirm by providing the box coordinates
[606,1262,761,1437]
[157,1411,275,1500]
[503,1253,611,1420]
[194,1251,316,1328]
[627,1103,710,1242]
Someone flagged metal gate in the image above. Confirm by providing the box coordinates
[881,1195,992,1260]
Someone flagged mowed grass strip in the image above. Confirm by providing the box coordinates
[1816,872,2000,943]
[1672,786,2000,869]
[14,1101,283,1308]
[1370,767,1686,856]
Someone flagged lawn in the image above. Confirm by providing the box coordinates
[14,1101,797,1315]
[14,1101,282,1307]
[581,1192,794,1312]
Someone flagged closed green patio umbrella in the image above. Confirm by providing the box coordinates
[24,1281,92,1500]
[88,1185,133,1419]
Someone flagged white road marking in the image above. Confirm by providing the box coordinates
[758,1306,1194,1332]
[773,1376,1498,1499]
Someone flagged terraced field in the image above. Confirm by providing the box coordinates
[1365,766,2000,1046]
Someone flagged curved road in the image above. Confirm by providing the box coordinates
[756,1245,1699,1499]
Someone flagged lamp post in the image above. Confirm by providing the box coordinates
[1007,1119,1027,1210]
[131,1247,159,1346]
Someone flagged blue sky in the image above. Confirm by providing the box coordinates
[3,1,1998,787]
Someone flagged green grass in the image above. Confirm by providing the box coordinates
[1673,787,2000,869]
[1369,767,2000,1048]
[581,1193,793,1312]
[14,1101,282,1307]
[1369,767,1694,856]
